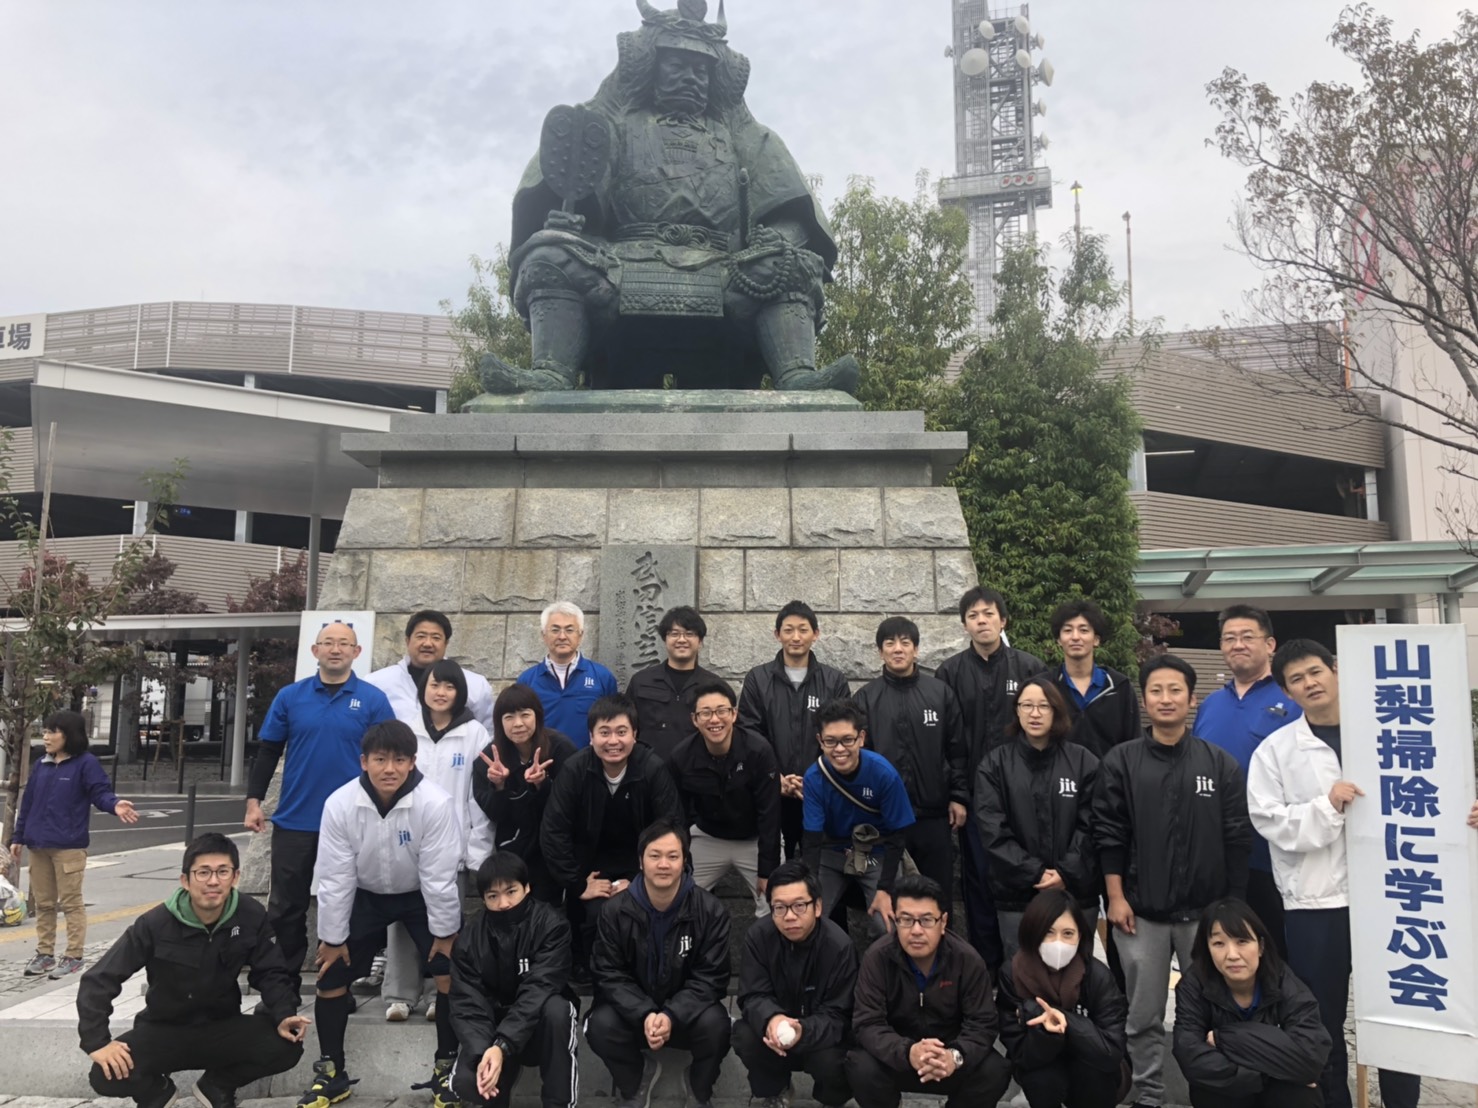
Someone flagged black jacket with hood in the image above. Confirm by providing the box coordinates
[739,651,852,778]
[854,669,969,818]
[1173,962,1331,1095]
[77,889,300,1053]
[974,734,1101,910]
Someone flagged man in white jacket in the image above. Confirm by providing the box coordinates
[296,721,464,1108]
[369,610,495,730]
[1247,639,1419,1108]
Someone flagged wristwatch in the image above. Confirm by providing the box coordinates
[950,1048,965,1069]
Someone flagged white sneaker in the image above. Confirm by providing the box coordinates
[385,1001,411,1022]
[425,998,437,1021]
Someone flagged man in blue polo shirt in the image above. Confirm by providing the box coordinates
[802,698,915,936]
[1192,604,1300,956]
[244,620,395,972]
[1048,599,1140,757]
[517,602,618,745]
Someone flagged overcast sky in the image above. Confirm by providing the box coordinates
[0,1,1459,333]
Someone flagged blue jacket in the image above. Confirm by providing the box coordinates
[13,752,121,851]
[517,656,619,746]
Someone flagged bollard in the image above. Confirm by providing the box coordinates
[184,783,197,846]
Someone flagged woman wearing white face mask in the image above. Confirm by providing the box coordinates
[1173,899,1329,1108]
[996,889,1129,1108]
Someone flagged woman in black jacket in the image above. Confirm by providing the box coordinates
[975,676,1101,958]
[471,685,576,905]
[996,888,1128,1108]
[1173,898,1330,1108]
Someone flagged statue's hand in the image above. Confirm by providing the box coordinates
[544,209,587,234]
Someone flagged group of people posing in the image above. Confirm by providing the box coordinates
[62,591,1478,1108]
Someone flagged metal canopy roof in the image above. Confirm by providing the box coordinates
[29,361,394,518]
[0,611,301,643]
[1136,542,1478,602]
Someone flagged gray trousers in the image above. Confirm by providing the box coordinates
[817,848,888,938]
[689,826,769,917]
[384,921,436,1008]
[998,906,1099,961]
[1114,917,1199,1108]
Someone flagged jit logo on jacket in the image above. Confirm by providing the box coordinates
[1058,778,1078,797]
[922,709,939,726]
[1195,775,1217,798]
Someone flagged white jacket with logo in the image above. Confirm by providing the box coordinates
[315,773,464,945]
[1246,715,1348,909]
[409,715,495,871]
[368,656,495,731]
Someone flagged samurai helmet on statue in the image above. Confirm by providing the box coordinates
[600,0,750,114]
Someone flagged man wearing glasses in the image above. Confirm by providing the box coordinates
[666,680,781,916]
[244,621,395,974]
[848,874,1011,1108]
[78,834,309,1108]
[625,606,722,762]
[1192,604,1300,955]
[734,860,857,1108]
[802,699,916,935]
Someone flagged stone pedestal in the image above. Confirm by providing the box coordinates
[323,406,978,687]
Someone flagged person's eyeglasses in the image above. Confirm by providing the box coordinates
[1220,633,1266,646]
[190,866,236,882]
[894,913,941,931]
[694,706,734,722]
[771,899,815,918]
[665,630,696,641]
[315,639,355,649]
[1017,701,1052,715]
[819,734,860,750]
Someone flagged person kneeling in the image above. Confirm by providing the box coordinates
[734,860,857,1108]
[996,889,1128,1108]
[848,875,1013,1108]
[1172,898,1330,1108]
[585,820,732,1108]
[78,833,308,1108]
[448,852,578,1108]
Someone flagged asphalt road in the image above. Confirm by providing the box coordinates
[87,794,247,855]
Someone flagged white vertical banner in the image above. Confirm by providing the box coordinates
[1339,624,1478,1083]
[293,610,377,681]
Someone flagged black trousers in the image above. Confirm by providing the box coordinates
[846,1045,1013,1108]
[958,820,1004,969]
[1245,869,1288,959]
[1284,908,1419,1108]
[89,1011,303,1098]
[1015,1055,1122,1108]
[1189,1078,1325,1108]
[731,1018,850,1105]
[907,815,956,909]
[267,827,319,973]
[451,995,579,1108]
[585,1001,731,1100]
[780,797,805,862]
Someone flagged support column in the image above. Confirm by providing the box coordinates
[131,501,153,538]
[306,514,322,609]
[230,632,252,788]
[1128,437,1148,492]
[1440,593,1463,624]
[234,510,252,544]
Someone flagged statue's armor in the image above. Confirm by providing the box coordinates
[610,114,741,234]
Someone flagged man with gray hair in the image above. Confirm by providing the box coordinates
[517,603,619,745]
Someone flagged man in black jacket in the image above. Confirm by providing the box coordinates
[539,696,685,973]
[735,860,857,1108]
[624,607,721,762]
[1094,655,1252,1108]
[77,834,307,1108]
[448,852,578,1108]
[739,600,852,860]
[1049,599,1141,757]
[848,875,1012,1108]
[667,679,781,916]
[585,821,732,1108]
[935,586,1047,969]
[855,617,969,905]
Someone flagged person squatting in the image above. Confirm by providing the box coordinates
[64,595,1478,1108]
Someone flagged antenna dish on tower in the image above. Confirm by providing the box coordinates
[1015,49,1032,69]
[960,48,991,76]
[1038,59,1055,86]
[1013,14,1031,35]
[978,19,996,40]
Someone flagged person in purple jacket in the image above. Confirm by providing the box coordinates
[8,710,138,978]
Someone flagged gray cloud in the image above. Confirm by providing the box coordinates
[0,0,1459,330]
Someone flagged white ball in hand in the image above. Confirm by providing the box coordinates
[776,1022,798,1047]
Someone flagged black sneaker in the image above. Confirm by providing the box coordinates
[136,1075,178,1108]
[193,1076,237,1108]
[431,1057,460,1108]
[297,1057,357,1108]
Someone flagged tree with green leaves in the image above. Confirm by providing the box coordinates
[441,249,532,413]
[819,173,973,424]
[948,236,1144,670]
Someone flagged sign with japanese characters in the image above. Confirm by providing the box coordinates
[1339,624,1478,1083]
[293,610,378,681]
[0,314,44,361]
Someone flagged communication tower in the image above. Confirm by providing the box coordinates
[939,3,1054,335]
